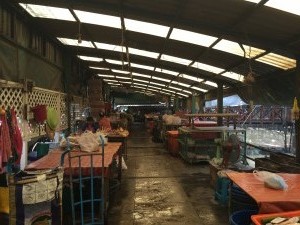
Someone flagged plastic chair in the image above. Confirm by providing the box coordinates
[61,136,105,225]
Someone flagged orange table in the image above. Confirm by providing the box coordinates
[26,143,122,177]
[227,172,300,213]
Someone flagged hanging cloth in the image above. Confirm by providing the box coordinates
[9,108,23,164]
[0,112,12,173]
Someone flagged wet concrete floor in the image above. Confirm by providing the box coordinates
[108,123,229,225]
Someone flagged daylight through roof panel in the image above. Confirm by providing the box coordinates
[255,53,296,70]
[191,86,208,92]
[152,76,171,82]
[213,39,265,58]
[132,73,151,78]
[222,72,244,81]
[128,48,159,59]
[124,18,170,37]
[265,0,300,16]
[191,62,224,74]
[181,74,204,82]
[161,54,192,66]
[78,55,103,62]
[131,63,154,70]
[95,42,124,52]
[171,81,190,87]
[57,38,94,48]
[170,28,218,47]
[74,10,121,28]
[150,82,165,87]
[19,3,76,21]
[116,76,131,80]
[133,78,149,83]
[204,81,218,87]
[155,68,179,76]
[90,67,110,70]
[112,69,130,74]
[98,74,114,78]
[106,59,128,65]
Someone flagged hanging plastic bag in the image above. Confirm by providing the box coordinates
[77,131,99,152]
[253,170,288,190]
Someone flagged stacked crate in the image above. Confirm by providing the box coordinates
[88,79,104,118]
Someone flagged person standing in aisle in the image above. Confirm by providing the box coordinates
[81,116,98,133]
[98,112,112,131]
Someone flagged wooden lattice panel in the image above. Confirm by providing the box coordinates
[0,87,23,117]
[59,93,68,130]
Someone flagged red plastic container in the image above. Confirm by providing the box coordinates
[251,210,300,225]
[167,130,179,156]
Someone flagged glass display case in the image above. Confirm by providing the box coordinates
[178,126,246,164]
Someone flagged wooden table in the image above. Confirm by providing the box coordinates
[107,134,128,159]
[227,172,300,213]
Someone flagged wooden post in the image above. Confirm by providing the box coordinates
[295,58,300,163]
[217,82,223,126]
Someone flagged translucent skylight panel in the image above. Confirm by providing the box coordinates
[191,86,208,92]
[74,10,121,28]
[191,62,224,74]
[177,92,189,97]
[108,83,120,86]
[255,53,296,70]
[133,83,148,87]
[124,18,169,37]
[155,68,178,76]
[116,76,131,80]
[133,86,145,89]
[112,69,130,74]
[265,0,300,16]
[171,81,190,87]
[129,48,159,59]
[133,78,149,83]
[90,66,110,70]
[131,63,154,71]
[222,72,244,82]
[19,4,75,21]
[181,74,204,82]
[243,0,261,3]
[213,39,265,58]
[152,76,170,82]
[106,59,128,65]
[170,28,218,47]
[57,38,94,48]
[204,81,218,87]
[95,43,124,52]
[147,85,161,90]
[78,55,103,62]
[104,79,118,82]
[98,74,114,78]
[160,91,172,95]
[182,90,192,94]
[169,86,182,91]
[132,73,151,78]
[161,54,192,66]
[120,81,132,84]
[150,82,165,87]
[162,89,176,93]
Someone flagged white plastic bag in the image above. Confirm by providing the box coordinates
[253,170,288,190]
[77,131,99,152]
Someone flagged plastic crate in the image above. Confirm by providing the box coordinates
[251,210,300,225]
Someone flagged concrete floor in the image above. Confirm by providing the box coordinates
[108,123,229,225]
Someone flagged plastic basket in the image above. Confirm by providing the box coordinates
[251,210,300,225]
[230,209,258,225]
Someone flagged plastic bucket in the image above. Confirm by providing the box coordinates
[230,209,258,225]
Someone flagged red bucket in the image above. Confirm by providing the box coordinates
[31,105,47,123]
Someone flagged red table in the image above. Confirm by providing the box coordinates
[26,142,122,177]
[227,172,300,213]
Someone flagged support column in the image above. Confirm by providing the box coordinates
[295,58,300,163]
[217,82,223,126]
[191,93,196,114]
[174,96,179,112]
